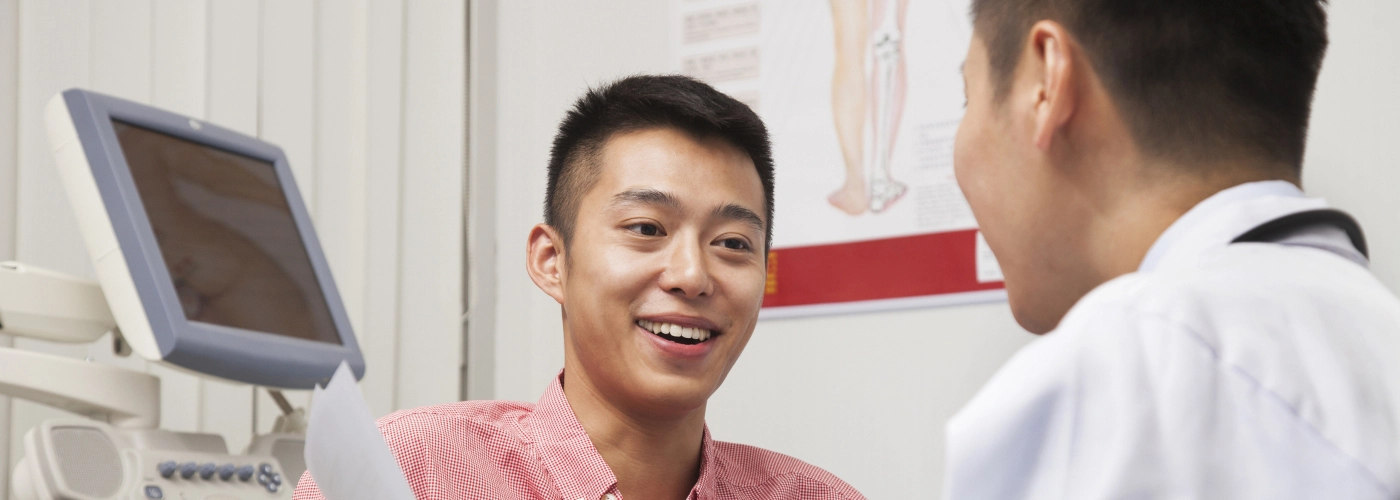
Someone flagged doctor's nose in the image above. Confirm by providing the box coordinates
[658,241,713,299]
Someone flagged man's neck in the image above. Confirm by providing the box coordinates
[562,368,704,500]
[1079,163,1298,285]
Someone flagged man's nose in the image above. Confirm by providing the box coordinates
[658,240,713,299]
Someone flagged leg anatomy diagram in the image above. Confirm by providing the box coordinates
[829,0,909,216]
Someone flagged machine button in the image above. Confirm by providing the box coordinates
[257,472,269,486]
[144,485,164,499]
[179,462,198,479]
[237,465,255,481]
[258,462,274,476]
[218,463,236,481]
[270,472,282,486]
[199,462,217,480]
[157,461,178,478]
[264,481,279,494]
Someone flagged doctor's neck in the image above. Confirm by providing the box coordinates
[1075,153,1300,293]
[1012,148,1300,334]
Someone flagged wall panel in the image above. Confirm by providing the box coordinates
[0,0,15,261]
[150,0,205,115]
[464,0,496,402]
[360,0,405,416]
[207,0,260,136]
[0,0,17,495]
[395,0,465,410]
[89,0,151,103]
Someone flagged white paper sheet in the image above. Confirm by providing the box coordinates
[304,361,416,499]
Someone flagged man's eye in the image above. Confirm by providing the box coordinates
[628,223,662,236]
[719,238,750,251]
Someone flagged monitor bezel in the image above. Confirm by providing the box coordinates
[60,89,365,389]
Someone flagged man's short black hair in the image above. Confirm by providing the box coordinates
[546,74,774,249]
[972,0,1329,173]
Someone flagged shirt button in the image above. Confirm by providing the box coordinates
[602,494,617,500]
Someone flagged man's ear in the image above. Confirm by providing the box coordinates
[526,224,567,305]
[1025,20,1079,151]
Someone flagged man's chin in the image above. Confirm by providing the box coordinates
[1008,288,1072,335]
[623,375,717,419]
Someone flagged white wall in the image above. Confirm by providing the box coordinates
[469,1,1400,498]
[1304,2,1400,288]
[0,1,464,497]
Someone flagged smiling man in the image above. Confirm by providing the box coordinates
[294,75,862,500]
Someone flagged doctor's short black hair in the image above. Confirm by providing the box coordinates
[971,0,1329,174]
[545,74,774,250]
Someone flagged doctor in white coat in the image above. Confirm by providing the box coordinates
[946,0,1400,498]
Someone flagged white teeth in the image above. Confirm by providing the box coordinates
[636,320,713,342]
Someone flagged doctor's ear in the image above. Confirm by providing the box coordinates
[527,224,568,304]
[1025,20,1080,151]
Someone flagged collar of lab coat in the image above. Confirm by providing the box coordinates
[1138,180,1327,273]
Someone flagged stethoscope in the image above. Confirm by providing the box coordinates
[1232,209,1369,266]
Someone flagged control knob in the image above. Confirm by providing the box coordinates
[156,461,178,479]
[179,462,198,479]
[198,463,217,480]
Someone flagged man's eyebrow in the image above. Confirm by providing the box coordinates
[712,203,765,232]
[611,188,763,231]
[611,188,682,210]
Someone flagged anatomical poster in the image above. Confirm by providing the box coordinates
[673,0,1006,318]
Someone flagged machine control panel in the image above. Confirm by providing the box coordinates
[136,453,289,498]
[151,461,280,490]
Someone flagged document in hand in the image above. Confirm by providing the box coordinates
[304,361,416,500]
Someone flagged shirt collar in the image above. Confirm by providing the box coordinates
[526,371,722,500]
[527,372,620,500]
[1138,180,1326,272]
[690,428,721,499]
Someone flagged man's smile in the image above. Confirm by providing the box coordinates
[637,319,716,345]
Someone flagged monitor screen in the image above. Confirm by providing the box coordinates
[113,120,341,345]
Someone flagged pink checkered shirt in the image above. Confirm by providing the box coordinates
[293,372,863,500]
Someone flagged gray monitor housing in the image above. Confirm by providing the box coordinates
[45,88,365,389]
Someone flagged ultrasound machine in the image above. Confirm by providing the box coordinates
[0,89,367,499]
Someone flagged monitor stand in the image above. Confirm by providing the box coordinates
[0,347,159,428]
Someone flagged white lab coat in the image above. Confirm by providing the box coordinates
[944,181,1400,499]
